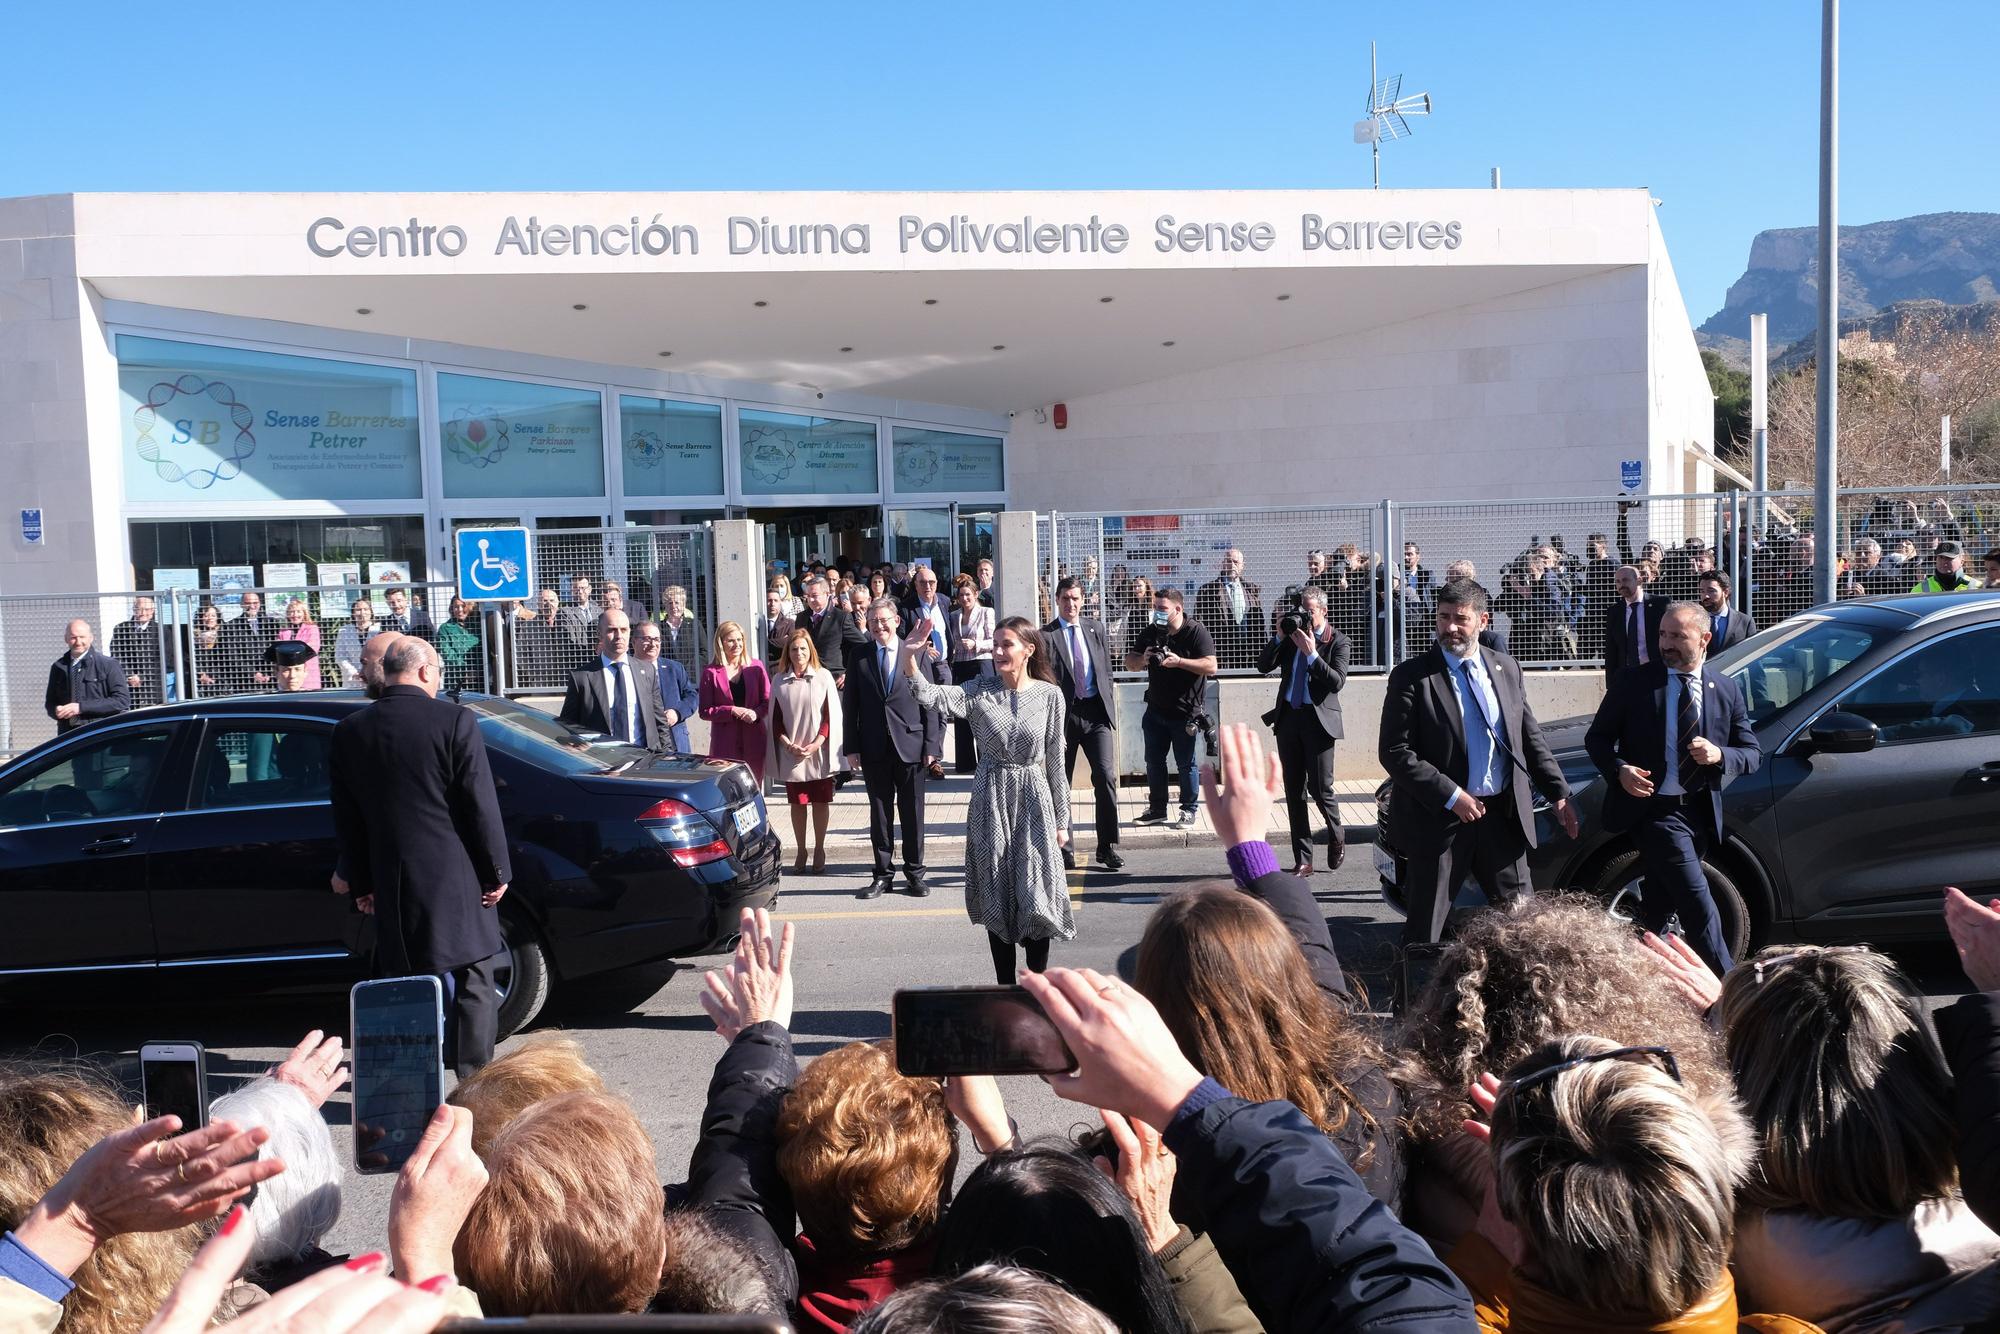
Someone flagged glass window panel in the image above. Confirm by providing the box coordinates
[619,396,724,497]
[737,409,878,496]
[891,427,1005,494]
[1835,628,2000,743]
[117,336,421,503]
[438,372,605,499]
[193,726,334,808]
[0,729,177,826]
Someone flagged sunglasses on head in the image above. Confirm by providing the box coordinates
[1500,1045,1680,1105]
[1747,945,1867,985]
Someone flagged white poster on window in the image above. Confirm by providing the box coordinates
[317,562,361,622]
[208,565,255,619]
[367,561,412,615]
[150,568,201,625]
[263,563,310,619]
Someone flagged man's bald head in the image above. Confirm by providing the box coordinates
[382,636,441,697]
[360,630,404,698]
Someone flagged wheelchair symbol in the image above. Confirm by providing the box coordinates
[466,539,516,594]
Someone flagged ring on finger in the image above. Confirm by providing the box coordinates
[176,1160,187,1183]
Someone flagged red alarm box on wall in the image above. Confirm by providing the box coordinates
[1053,403,1067,430]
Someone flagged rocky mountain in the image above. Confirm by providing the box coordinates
[1697,212,2000,362]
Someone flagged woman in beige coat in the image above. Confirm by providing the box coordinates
[770,628,844,874]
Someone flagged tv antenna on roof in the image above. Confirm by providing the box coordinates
[1353,41,1432,188]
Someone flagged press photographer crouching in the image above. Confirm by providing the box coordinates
[1124,587,1218,831]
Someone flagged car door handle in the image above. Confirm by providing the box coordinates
[81,834,135,854]
[1965,763,2000,786]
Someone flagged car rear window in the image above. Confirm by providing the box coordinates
[469,700,641,775]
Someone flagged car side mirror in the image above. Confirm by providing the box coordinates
[1806,711,1879,755]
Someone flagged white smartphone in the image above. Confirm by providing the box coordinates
[140,1041,208,1130]
[350,976,445,1175]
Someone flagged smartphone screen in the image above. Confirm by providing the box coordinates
[1399,943,1448,1007]
[351,976,444,1174]
[140,1043,207,1129]
[892,985,1076,1077]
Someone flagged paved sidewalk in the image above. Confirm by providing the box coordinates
[780,772,1379,860]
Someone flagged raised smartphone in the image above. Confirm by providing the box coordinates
[350,975,444,1174]
[139,1041,208,1130]
[891,985,1076,1077]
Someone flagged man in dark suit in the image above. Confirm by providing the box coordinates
[801,574,866,688]
[1046,576,1123,872]
[109,597,166,707]
[380,586,435,642]
[1602,564,1668,684]
[1585,601,1761,974]
[556,610,661,750]
[555,575,601,654]
[899,565,959,781]
[632,621,698,752]
[45,619,131,734]
[330,636,511,1075]
[1697,570,1756,651]
[219,593,278,693]
[1194,547,1265,672]
[1256,587,1349,875]
[843,597,945,900]
[1380,579,1577,954]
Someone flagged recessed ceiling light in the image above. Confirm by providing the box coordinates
[923,298,938,306]
[991,344,1006,351]
[657,351,673,358]
[753,300,768,308]
[1276,293,1292,301]
[354,307,372,315]
[1162,340,1176,347]
[839,346,853,353]
[1098,296,1114,304]
[572,303,587,311]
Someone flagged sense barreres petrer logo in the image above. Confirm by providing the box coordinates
[445,408,511,468]
[132,374,258,489]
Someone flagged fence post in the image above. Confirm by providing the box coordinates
[1381,499,1397,666]
[169,589,188,702]
[482,605,502,695]
[994,511,1039,624]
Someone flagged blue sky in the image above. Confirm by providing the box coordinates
[7,2,1993,325]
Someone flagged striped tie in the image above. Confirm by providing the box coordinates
[1677,673,1706,791]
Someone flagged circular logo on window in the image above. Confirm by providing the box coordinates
[445,409,511,468]
[897,446,940,489]
[131,374,257,489]
[625,429,667,463]
[743,426,799,486]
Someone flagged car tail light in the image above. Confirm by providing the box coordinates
[638,797,731,868]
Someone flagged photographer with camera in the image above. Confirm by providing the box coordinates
[1256,586,1349,875]
[1124,587,1218,831]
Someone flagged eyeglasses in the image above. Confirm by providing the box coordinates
[1499,1046,1680,1104]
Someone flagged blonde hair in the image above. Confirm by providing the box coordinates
[0,1065,198,1334]
[1720,945,1957,1218]
[780,628,823,676]
[776,1042,959,1259]
[711,620,749,669]
[456,1092,667,1315]
[448,1037,605,1156]
[1492,1036,1752,1321]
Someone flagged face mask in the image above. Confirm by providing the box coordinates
[1151,610,1171,627]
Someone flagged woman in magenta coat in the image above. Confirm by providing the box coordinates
[699,619,772,784]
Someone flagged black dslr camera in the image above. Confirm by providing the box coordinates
[1276,585,1313,639]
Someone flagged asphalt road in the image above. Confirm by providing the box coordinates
[1,839,1972,1259]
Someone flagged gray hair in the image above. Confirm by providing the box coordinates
[1664,600,1712,634]
[851,1265,1118,1334]
[1299,586,1327,611]
[1719,945,1957,1218]
[208,1078,342,1266]
[1858,537,1882,556]
[1492,1035,1752,1322]
[382,636,438,677]
[1444,559,1477,582]
[867,595,902,622]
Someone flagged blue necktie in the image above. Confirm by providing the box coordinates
[1068,623,1093,698]
[879,645,894,698]
[1288,642,1310,707]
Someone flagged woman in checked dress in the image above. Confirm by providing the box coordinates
[899,615,1072,983]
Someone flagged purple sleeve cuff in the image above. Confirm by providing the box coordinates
[1162,1077,1234,1153]
[1,1232,75,1301]
[1225,840,1280,887]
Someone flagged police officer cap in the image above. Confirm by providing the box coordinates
[265,639,317,667]
[1936,539,1964,558]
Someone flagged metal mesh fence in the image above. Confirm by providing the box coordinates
[505,525,712,693]
[1744,485,2000,623]
[1043,505,1389,670]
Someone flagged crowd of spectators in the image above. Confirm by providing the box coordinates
[11,722,2000,1333]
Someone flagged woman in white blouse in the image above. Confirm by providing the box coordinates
[948,573,997,773]
[332,600,376,687]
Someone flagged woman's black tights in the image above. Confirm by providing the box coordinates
[988,933,1050,985]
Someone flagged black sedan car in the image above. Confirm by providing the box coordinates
[1378,592,2000,959]
[0,691,781,1036]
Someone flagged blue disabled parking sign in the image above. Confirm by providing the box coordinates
[456,526,533,603]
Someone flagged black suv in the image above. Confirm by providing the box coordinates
[0,691,782,1036]
[1377,592,2000,958]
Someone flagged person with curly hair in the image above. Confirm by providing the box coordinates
[1389,893,1729,1253]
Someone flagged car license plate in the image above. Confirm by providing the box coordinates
[1372,842,1397,882]
[732,803,759,837]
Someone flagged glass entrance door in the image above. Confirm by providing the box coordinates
[954,508,997,584]
[886,507,952,578]
[757,506,883,580]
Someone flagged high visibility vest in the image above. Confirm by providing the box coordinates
[1909,573,1982,594]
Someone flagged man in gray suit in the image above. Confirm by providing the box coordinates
[556,610,661,750]
[1256,586,1349,875]
[555,575,602,655]
[1379,579,1578,951]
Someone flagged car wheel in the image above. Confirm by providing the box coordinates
[1588,849,1752,964]
[495,912,551,1039]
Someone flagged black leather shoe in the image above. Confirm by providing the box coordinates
[904,873,930,898]
[1062,848,1078,871]
[859,876,891,900]
[1095,846,1125,871]
[1330,842,1347,871]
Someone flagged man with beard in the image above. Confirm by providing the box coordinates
[1586,601,1760,975]
[1379,578,1576,957]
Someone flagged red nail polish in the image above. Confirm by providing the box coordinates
[417,1275,453,1294]
[345,1252,386,1272]
[220,1204,247,1236]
